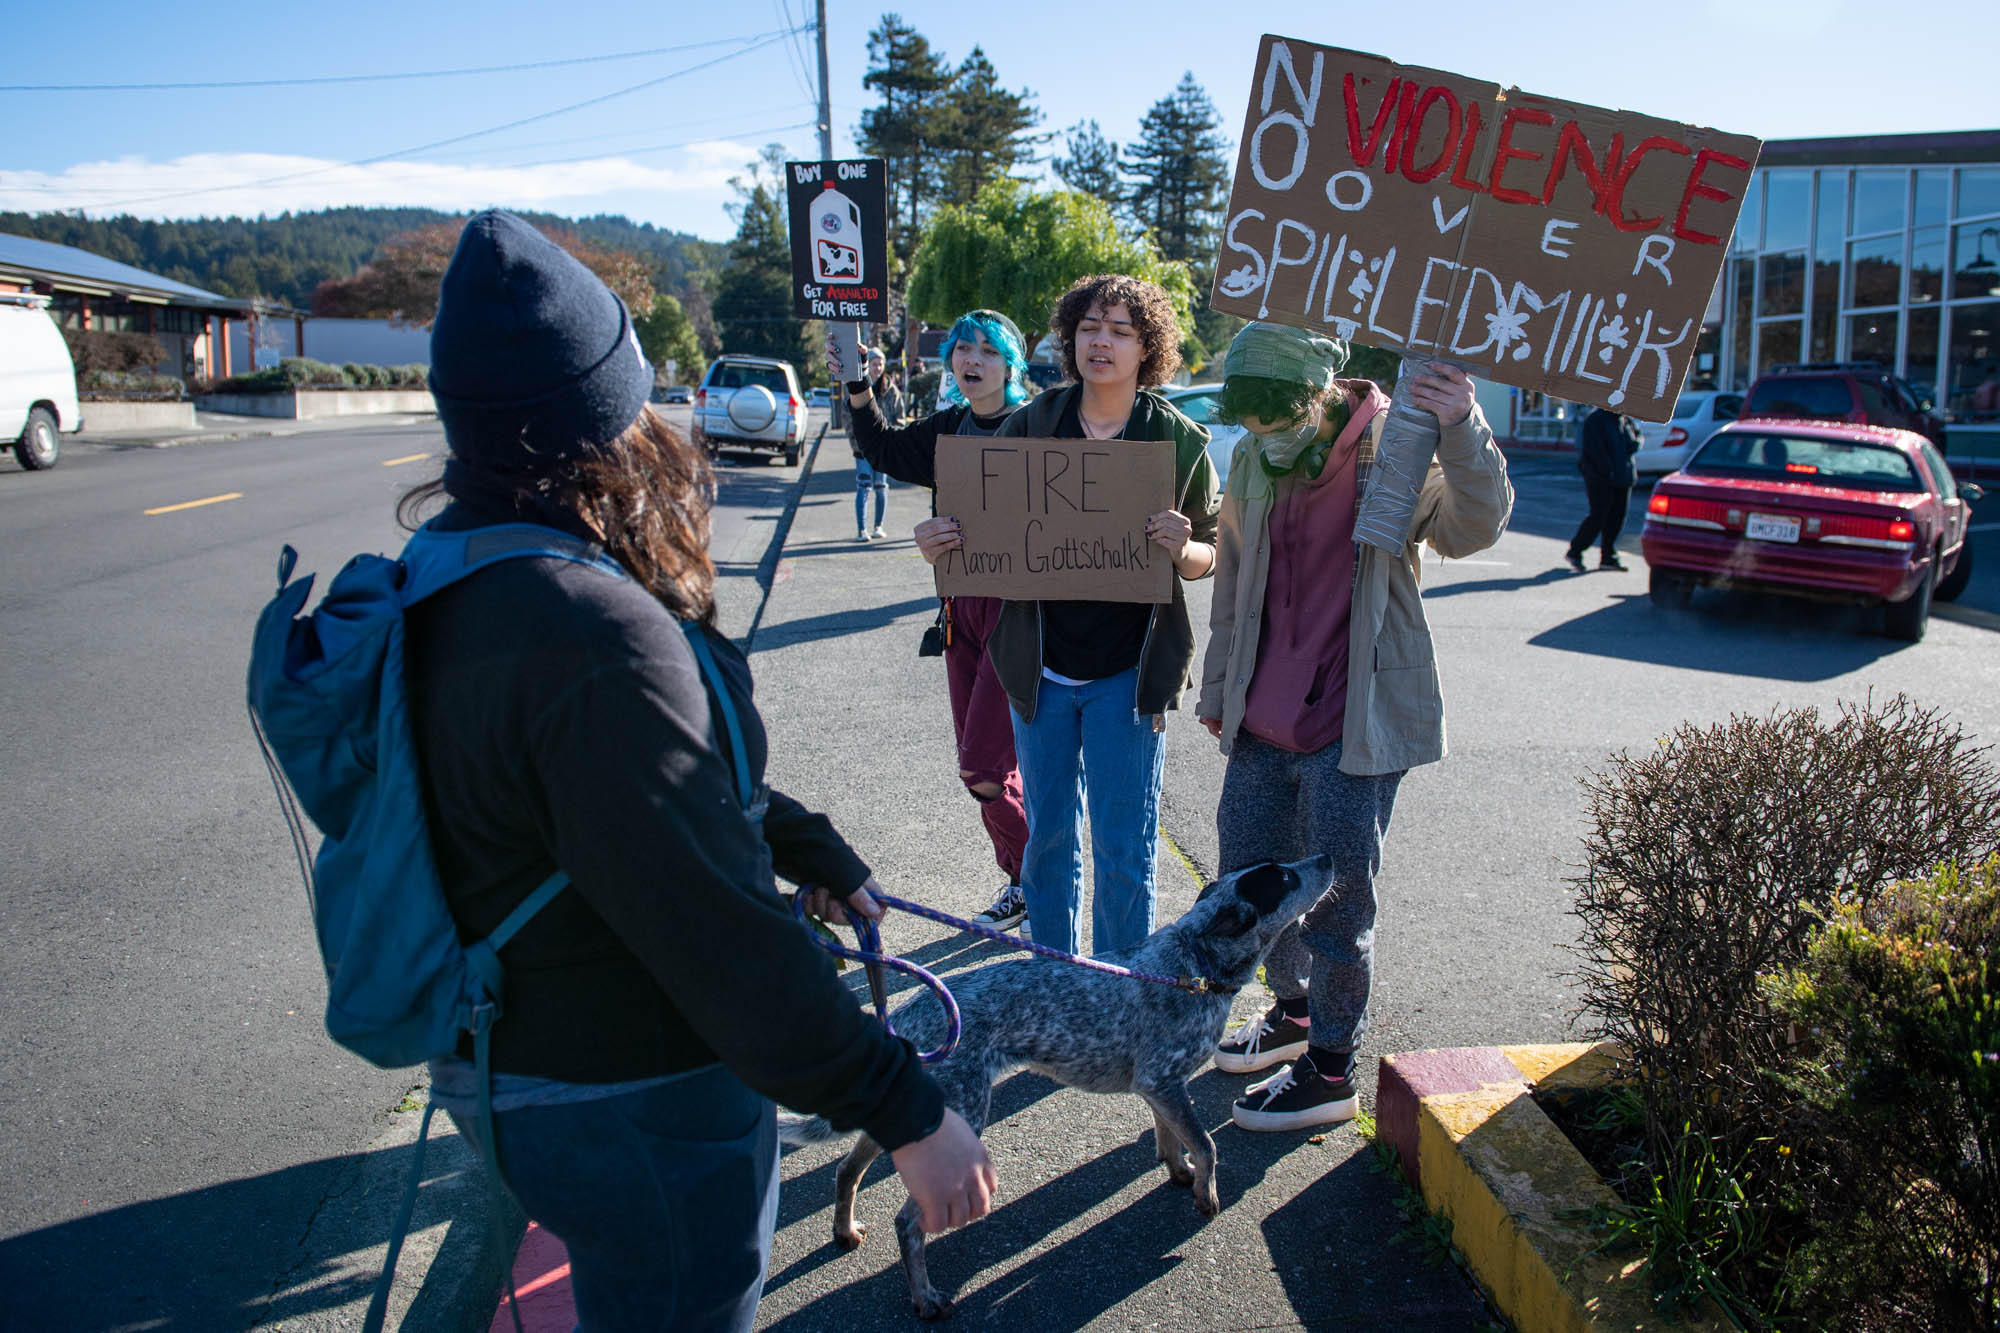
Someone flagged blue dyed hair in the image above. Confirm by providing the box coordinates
[938,310,1030,408]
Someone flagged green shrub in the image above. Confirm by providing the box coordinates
[1768,858,2000,1330]
[276,357,347,387]
[392,363,428,388]
[341,361,370,387]
[206,366,289,395]
[63,329,169,375]
[79,369,186,401]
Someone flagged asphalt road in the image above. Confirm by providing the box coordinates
[0,407,817,1329]
[0,417,1992,1331]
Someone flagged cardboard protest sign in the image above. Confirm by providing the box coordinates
[786,158,889,322]
[932,436,1173,603]
[1209,38,1762,422]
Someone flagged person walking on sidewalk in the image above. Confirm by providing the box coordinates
[1565,405,1641,572]
[853,350,898,540]
[408,212,993,1333]
[838,310,1034,930]
[921,275,1221,958]
[1197,323,1513,1131]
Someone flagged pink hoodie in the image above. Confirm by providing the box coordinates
[1239,382,1388,754]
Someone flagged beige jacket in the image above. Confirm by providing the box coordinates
[1197,400,1513,776]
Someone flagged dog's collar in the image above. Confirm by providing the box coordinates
[1177,936,1241,997]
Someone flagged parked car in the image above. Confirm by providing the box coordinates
[0,293,81,470]
[807,386,831,408]
[1161,383,1245,486]
[1640,420,1981,641]
[1738,361,1946,448]
[693,355,809,466]
[1634,389,1740,478]
[654,384,691,404]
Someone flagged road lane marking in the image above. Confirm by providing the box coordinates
[381,452,433,467]
[144,492,242,515]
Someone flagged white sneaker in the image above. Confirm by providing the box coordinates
[857,528,870,542]
[871,525,887,539]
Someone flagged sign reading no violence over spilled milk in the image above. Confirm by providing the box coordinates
[933,436,1174,603]
[1210,37,1762,422]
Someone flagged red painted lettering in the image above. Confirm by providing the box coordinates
[1449,101,1488,194]
[1672,148,1750,245]
[1342,74,1401,168]
[1400,86,1462,184]
[1539,121,1622,214]
[1488,106,1555,205]
[1383,81,1420,174]
[1605,135,1693,233]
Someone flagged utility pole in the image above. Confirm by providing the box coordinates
[816,0,854,431]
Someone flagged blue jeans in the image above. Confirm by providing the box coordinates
[1009,668,1166,957]
[855,462,887,530]
[448,1062,778,1333]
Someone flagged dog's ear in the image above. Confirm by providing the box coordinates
[1203,899,1259,938]
[1195,878,1223,903]
[1235,862,1303,917]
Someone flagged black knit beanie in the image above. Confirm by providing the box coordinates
[428,210,653,469]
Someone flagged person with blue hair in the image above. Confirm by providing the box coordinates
[833,310,1037,931]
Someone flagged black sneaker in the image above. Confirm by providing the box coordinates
[1214,1003,1309,1074]
[1599,552,1628,571]
[1564,550,1587,574]
[972,883,1026,930]
[1231,1052,1359,1131]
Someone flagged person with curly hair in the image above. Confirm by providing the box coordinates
[914,274,1221,958]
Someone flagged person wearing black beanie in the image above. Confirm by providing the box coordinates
[401,210,994,1331]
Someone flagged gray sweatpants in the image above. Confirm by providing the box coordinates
[1216,733,1402,1055]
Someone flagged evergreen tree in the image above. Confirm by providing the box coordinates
[712,146,816,373]
[1053,120,1125,214]
[858,14,948,276]
[932,48,1040,209]
[1124,73,1230,266]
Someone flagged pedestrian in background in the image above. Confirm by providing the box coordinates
[836,311,1035,931]
[1197,324,1512,1131]
[1565,405,1641,572]
[409,211,993,1332]
[852,346,898,541]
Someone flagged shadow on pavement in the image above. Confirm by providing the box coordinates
[756,595,939,649]
[1529,591,1906,678]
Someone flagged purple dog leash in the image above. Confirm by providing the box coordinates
[793,888,1241,1064]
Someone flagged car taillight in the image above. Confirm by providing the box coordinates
[1887,519,1914,540]
[1648,493,1671,514]
[1784,462,1818,474]
[1819,514,1918,549]
[1665,427,1688,449]
[695,388,706,408]
[1646,492,1728,530]
[787,395,803,414]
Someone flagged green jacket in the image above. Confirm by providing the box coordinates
[986,385,1222,721]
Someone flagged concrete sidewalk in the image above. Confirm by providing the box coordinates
[489,428,1506,1331]
[73,407,438,450]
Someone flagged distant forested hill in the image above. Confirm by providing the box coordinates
[0,206,724,310]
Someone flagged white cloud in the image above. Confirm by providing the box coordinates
[0,147,759,236]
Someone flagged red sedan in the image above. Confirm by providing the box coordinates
[1640,419,1983,641]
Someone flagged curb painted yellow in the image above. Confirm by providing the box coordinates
[1407,1042,1726,1333]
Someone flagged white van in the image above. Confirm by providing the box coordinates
[0,294,81,470]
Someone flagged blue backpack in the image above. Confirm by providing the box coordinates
[246,519,755,1333]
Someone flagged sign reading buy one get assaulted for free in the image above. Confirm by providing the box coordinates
[786,158,888,322]
[1209,37,1762,422]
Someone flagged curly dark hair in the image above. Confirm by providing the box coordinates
[397,405,717,622]
[1215,375,1342,428]
[1050,273,1183,389]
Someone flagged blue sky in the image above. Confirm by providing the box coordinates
[4,0,1995,241]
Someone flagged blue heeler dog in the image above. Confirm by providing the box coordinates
[781,855,1334,1319]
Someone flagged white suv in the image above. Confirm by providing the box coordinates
[694,355,809,466]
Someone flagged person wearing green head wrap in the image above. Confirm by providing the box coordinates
[1196,323,1515,1133]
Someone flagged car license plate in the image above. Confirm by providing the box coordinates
[1745,513,1800,544]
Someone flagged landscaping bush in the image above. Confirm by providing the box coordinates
[275,357,348,387]
[78,369,185,402]
[62,329,169,376]
[200,358,430,395]
[1768,857,2000,1331]
[390,363,428,388]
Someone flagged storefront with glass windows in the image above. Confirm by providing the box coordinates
[1506,130,2000,465]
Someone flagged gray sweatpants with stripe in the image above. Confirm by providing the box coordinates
[1216,733,1402,1055]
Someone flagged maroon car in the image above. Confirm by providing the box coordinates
[1640,420,1982,641]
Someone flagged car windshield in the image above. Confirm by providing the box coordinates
[1171,391,1218,424]
[1686,432,1921,491]
[1671,395,1705,420]
[709,364,789,392]
[1744,376,1855,419]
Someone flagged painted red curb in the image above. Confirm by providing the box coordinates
[1375,1047,1523,1191]
[490,1222,574,1333]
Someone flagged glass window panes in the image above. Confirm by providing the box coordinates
[1759,319,1802,370]
[1853,169,1907,235]
[1959,168,2000,221]
[1911,226,1946,304]
[1763,173,1811,252]
[1814,172,1846,260]
[1849,312,1897,368]
[1760,251,1806,316]
[1811,302,1837,363]
[1731,257,1753,386]
[1733,175,1762,253]
[1908,307,1940,402]
[1915,170,1949,226]
[1946,302,1999,423]
[1955,222,2000,301]
[1847,235,1902,308]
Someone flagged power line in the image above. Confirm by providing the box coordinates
[0,32,793,93]
[82,30,801,212]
